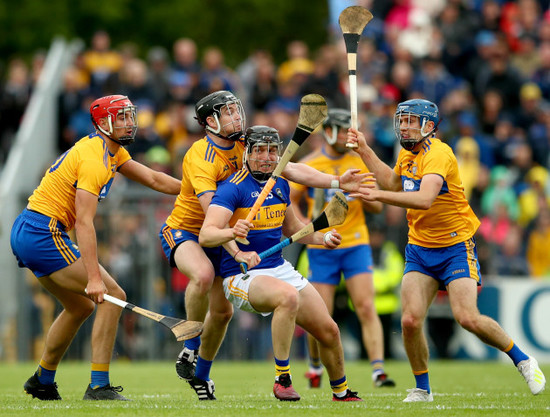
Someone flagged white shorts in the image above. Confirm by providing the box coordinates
[222,260,308,315]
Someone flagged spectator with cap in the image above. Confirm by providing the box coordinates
[465,30,497,85]
[516,82,544,132]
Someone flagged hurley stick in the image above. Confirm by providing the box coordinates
[339,6,373,148]
[103,294,203,341]
[236,94,327,244]
[239,191,348,273]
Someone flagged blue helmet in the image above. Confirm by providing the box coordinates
[394,99,439,150]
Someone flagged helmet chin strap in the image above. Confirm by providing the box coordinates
[246,161,272,182]
[97,116,135,146]
[207,114,242,141]
[400,120,434,150]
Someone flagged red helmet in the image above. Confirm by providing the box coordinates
[90,95,137,145]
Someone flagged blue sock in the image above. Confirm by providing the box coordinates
[37,365,56,385]
[195,356,213,381]
[505,342,529,366]
[371,359,385,376]
[274,357,290,377]
[185,336,201,351]
[90,371,110,389]
[414,371,430,393]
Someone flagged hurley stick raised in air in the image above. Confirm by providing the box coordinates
[236,94,328,244]
[240,191,348,273]
[339,6,373,148]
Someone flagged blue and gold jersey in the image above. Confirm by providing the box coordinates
[27,133,131,231]
[166,135,244,235]
[211,169,290,276]
[291,148,369,248]
[394,137,480,247]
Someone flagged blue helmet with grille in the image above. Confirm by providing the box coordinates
[394,99,439,150]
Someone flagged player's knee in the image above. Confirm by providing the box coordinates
[455,313,478,333]
[80,299,96,318]
[278,287,299,315]
[354,299,377,320]
[401,313,422,333]
[109,287,126,302]
[316,319,341,347]
[67,298,95,321]
[189,270,215,295]
[209,303,233,325]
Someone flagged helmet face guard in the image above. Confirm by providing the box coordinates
[244,126,282,182]
[394,99,439,151]
[90,95,137,146]
[322,109,352,153]
[195,90,245,141]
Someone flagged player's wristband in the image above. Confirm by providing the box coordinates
[330,176,340,189]
[233,250,241,259]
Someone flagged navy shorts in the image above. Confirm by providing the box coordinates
[11,209,80,277]
[306,245,373,285]
[404,238,481,290]
[159,223,222,276]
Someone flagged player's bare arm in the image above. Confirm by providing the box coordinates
[199,205,261,268]
[351,173,442,210]
[347,128,402,192]
[118,159,181,195]
[75,188,106,303]
[283,162,374,194]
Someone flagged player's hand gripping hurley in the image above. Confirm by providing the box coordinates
[239,191,348,273]
[339,6,373,148]
[235,94,328,244]
[102,294,203,341]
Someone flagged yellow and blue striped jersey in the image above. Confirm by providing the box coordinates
[394,137,480,247]
[27,133,131,231]
[165,135,244,235]
[291,148,370,249]
[211,169,290,276]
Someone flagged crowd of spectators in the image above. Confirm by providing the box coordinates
[2,0,550,295]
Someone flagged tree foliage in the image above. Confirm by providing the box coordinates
[0,0,330,67]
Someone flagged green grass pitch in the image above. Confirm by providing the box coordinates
[1,360,549,416]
